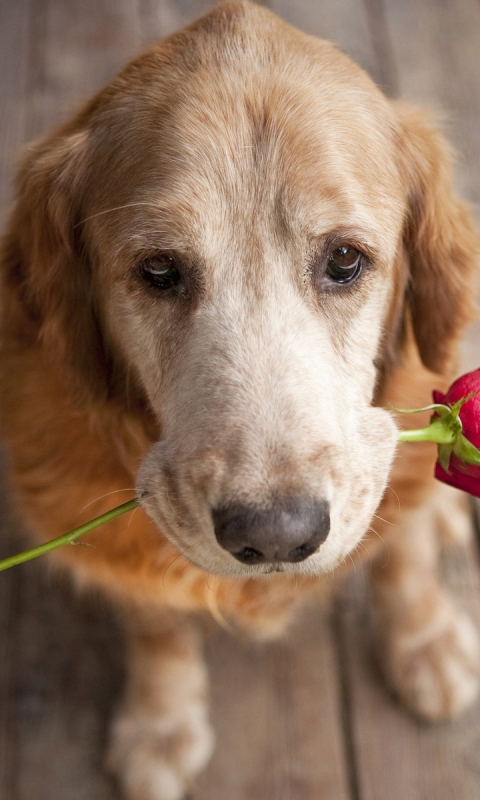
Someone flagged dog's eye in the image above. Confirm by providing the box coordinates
[326,245,363,284]
[138,253,183,291]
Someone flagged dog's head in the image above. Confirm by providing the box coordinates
[4,1,477,576]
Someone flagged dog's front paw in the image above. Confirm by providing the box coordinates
[106,703,215,800]
[380,602,480,721]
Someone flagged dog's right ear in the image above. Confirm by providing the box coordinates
[395,105,480,375]
[2,128,115,405]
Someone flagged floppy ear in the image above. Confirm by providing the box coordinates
[397,105,479,374]
[2,128,116,405]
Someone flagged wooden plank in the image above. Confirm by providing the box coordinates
[0,465,124,800]
[382,0,480,208]
[25,0,142,141]
[0,0,31,214]
[270,0,384,91]
[195,603,351,800]
[12,562,125,800]
[0,0,34,793]
[0,453,22,800]
[139,0,270,44]
[139,0,219,42]
[337,550,480,800]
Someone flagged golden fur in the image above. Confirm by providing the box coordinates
[1,2,479,797]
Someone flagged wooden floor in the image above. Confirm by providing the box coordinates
[1,1,480,798]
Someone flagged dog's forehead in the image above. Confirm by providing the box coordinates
[91,5,404,259]
[170,78,401,238]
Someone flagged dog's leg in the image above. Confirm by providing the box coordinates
[107,614,214,800]
[370,499,480,720]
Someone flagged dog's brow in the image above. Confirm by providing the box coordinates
[74,202,162,228]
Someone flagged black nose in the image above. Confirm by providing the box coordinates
[212,496,330,565]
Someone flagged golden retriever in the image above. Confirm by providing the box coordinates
[1,2,479,797]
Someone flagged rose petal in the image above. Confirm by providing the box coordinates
[433,389,446,404]
[435,460,480,498]
[442,368,480,448]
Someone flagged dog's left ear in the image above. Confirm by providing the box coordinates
[2,127,118,406]
[396,104,479,374]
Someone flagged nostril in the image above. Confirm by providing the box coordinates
[233,546,265,565]
[288,542,318,562]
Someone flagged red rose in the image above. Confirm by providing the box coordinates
[397,368,480,498]
[432,368,480,497]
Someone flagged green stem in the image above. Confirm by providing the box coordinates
[397,418,456,444]
[0,497,139,573]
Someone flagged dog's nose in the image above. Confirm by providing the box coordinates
[212,497,330,565]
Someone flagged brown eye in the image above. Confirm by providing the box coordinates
[138,253,183,291]
[326,245,363,284]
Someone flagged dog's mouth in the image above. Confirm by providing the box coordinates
[138,480,334,575]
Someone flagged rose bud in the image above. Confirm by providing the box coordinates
[397,368,480,498]
[432,369,480,497]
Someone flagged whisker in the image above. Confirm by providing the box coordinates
[346,550,358,572]
[368,534,391,569]
[372,513,396,527]
[178,561,191,580]
[74,201,162,228]
[80,488,137,513]
[127,504,142,527]
[162,552,183,588]
[367,525,385,544]
[384,485,401,512]
[206,577,232,631]
[162,492,191,526]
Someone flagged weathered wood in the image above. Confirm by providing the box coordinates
[0,461,21,800]
[25,0,142,141]
[271,0,382,90]
[195,603,351,800]
[139,0,219,42]
[0,0,31,214]
[11,565,125,800]
[382,0,480,207]
[0,1,34,793]
[139,0,270,44]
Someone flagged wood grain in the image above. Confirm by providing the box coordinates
[195,603,351,800]
[382,0,480,207]
[25,0,142,141]
[271,0,381,89]
[0,0,30,215]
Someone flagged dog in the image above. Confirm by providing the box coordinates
[1,2,480,797]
